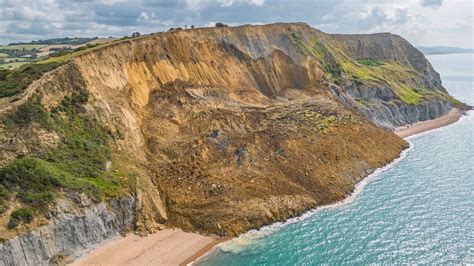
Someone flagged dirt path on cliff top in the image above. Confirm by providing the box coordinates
[0,64,68,115]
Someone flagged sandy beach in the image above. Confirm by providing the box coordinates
[70,108,464,266]
[394,108,462,138]
[70,229,226,266]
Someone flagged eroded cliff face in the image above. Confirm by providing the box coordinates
[0,23,464,264]
[70,22,412,234]
[0,197,135,265]
[78,23,463,129]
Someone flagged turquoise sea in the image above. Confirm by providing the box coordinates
[198,53,474,265]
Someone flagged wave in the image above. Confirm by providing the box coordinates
[195,142,414,261]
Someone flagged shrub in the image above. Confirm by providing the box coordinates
[357,59,382,67]
[215,22,228,28]
[0,87,127,215]
[0,157,63,193]
[57,89,89,113]
[2,98,50,127]
[19,191,55,206]
[8,208,35,228]
[49,50,73,58]
[334,77,344,86]
[0,62,63,97]
[323,63,342,78]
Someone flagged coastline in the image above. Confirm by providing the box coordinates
[71,109,464,266]
[191,143,414,265]
[70,229,226,266]
[394,108,462,138]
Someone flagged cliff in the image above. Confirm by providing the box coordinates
[0,197,134,265]
[0,23,466,264]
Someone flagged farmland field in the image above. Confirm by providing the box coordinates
[0,44,46,50]
[0,62,30,69]
[3,57,28,62]
[38,38,123,64]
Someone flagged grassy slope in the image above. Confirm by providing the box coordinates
[0,70,129,229]
[288,30,457,105]
[0,62,63,97]
[0,37,132,98]
[0,62,30,70]
[0,25,453,235]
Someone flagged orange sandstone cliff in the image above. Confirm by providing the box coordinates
[0,23,466,264]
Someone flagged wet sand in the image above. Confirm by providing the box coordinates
[70,229,226,266]
[394,108,462,138]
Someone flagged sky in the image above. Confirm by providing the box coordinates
[0,0,472,48]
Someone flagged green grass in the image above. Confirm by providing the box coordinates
[0,62,30,70]
[396,84,423,104]
[288,33,428,105]
[418,88,468,109]
[356,59,383,67]
[0,36,133,97]
[289,33,329,60]
[1,90,129,225]
[38,40,121,64]
[2,97,51,127]
[3,57,28,62]
[339,60,422,104]
[290,32,310,56]
[0,62,62,97]
[7,208,35,228]
[0,44,46,50]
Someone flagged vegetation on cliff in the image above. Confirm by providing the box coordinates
[0,85,128,228]
[0,63,62,97]
[287,29,462,106]
[0,23,466,236]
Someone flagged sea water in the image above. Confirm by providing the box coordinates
[198,53,474,264]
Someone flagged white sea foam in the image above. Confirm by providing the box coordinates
[195,142,414,260]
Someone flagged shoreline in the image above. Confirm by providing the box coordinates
[70,229,226,266]
[190,142,415,264]
[181,237,232,266]
[190,109,466,263]
[394,108,462,138]
[71,109,464,266]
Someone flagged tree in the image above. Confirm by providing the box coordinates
[132,32,141,38]
[191,25,195,29]
[215,22,228,28]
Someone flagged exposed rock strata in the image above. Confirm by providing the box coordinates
[0,197,135,265]
[0,23,468,265]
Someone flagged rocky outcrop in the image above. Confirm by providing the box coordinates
[0,197,135,265]
[330,84,454,129]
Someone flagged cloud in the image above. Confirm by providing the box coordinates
[185,0,265,11]
[420,0,443,8]
[0,0,471,48]
[321,3,415,33]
